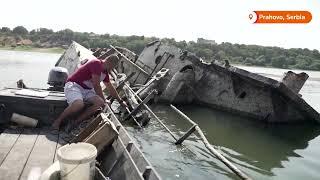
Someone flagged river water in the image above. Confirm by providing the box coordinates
[1,50,320,180]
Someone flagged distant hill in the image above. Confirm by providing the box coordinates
[1,26,320,71]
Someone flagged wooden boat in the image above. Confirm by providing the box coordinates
[0,88,67,125]
[0,108,161,180]
[0,44,162,180]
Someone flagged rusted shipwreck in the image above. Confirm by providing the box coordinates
[90,41,319,123]
[1,40,316,180]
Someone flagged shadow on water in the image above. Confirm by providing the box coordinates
[125,104,320,180]
[173,105,320,178]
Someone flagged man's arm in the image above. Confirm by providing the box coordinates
[104,81,122,102]
[104,81,128,107]
[92,74,105,102]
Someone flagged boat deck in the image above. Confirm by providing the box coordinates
[0,127,66,180]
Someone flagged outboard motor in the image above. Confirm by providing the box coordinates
[47,67,69,92]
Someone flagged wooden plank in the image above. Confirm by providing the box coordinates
[107,138,144,180]
[84,121,118,154]
[127,145,148,173]
[19,129,59,180]
[0,128,22,166]
[126,140,161,180]
[144,169,161,180]
[118,126,133,150]
[0,128,39,180]
[100,126,155,180]
[72,115,102,142]
[100,139,125,175]
[95,166,109,180]
[104,106,161,180]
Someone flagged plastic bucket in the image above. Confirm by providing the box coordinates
[57,143,97,180]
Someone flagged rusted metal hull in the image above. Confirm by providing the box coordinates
[118,41,320,123]
[56,41,320,124]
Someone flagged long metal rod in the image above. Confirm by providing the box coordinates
[97,48,113,59]
[110,45,149,76]
[175,125,197,145]
[92,48,103,57]
[111,69,177,141]
[124,107,142,128]
[106,72,135,100]
[170,105,197,126]
[124,90,156,120]
[135,78,156,96]
[143,104,178,141]
[144,52,171,84]
[124,85,178,141]
[170,104,251,180]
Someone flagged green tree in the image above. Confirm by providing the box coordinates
[309,63,320,71]
[29,29,36,35]
[196,48,213,60]
[2,25,319,71]
[251,55,266,66]
[214,50,226,60]
[38,28,54,35]
[57,29,74,43]
[12,26,28,35]
[1,27,11,33]
[271,56,287,68]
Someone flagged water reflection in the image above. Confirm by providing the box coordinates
[126,104,320,180]
[176,105,320,177]
[0,50,60,88]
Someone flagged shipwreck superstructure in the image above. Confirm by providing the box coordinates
[55,41,320,124]
[113,41,319,123]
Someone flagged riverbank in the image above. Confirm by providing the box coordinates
[0,46,64,54]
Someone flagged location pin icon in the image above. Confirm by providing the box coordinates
[249,14,253,20]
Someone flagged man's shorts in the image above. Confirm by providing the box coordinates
[64,82,97,105]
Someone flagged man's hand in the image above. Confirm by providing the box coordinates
[105,81,128,108]
[92,74,105,101]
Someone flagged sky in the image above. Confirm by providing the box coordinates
[1,0,319,50]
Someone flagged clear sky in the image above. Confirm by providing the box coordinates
[1,0,319,50]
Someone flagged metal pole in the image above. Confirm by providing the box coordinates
[124,107,142,128]
[175,125,197,145]
[106,72,135,100]
[170,105,197,126]
[170,104,252,180]
[124,90,157,120]
[124,85,178,141]
[143,104,178,141]
[110,45,149,76]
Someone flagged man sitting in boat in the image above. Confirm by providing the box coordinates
[51,55,127,130]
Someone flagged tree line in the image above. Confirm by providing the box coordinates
[1,26,320,71]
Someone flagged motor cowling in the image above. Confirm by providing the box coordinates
[48,67,69,91]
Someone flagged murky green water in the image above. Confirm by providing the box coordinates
[1,50,320,180]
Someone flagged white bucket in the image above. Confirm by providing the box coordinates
[57,143,97,180]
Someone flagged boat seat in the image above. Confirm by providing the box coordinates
[15,89,49,98]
